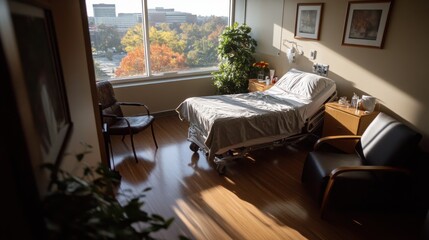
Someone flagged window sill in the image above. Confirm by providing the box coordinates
[108,69,216,88]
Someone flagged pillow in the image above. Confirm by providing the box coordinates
[274,68,334,99]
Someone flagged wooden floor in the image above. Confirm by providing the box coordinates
[110,114,426,240]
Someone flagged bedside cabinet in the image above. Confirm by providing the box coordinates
[248,79,273,92]
[322,102,379,153]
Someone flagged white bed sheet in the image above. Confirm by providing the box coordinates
[265,80,337,121]
[176,81,336,160]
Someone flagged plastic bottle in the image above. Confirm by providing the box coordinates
[351,93,359,108]
[265,76,270,85]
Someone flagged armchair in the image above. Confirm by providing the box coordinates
[96,80,158,163]
[301,112,422,217]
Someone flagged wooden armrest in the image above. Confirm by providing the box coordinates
[314,135,362,150]
[330,165,410,179]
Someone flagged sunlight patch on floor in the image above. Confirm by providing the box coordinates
[174,185,308,240]
[263,200,308,221]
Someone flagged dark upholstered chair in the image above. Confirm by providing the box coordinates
[302,112,421,217]
[96,80,158,163]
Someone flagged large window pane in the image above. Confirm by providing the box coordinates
[147,0,229,75]
[86,0,230,81]
[86,0,146,81]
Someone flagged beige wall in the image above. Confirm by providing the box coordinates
[50,0,103,169]
[248,0,429,149]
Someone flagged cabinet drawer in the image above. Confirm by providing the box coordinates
[323,106,360,136]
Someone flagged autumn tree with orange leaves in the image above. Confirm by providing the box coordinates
[115,25,186,77]
[115,44,186,77]
[115,16,226,77]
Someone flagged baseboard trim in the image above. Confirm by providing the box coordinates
[153,110,177,118]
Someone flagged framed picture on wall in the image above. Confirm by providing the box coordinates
[10,2,72,170]
[294,3,324,40]
[342,1,392,48]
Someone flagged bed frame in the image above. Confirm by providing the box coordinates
[188,91,338,174]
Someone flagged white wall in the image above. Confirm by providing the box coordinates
[245,0,283,56]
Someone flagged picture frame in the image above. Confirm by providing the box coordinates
[294,3,324,40]
[342,1,392,48]
[10,2,72,169]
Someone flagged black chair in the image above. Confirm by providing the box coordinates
[302,112,421,217]
[96,80,158,163]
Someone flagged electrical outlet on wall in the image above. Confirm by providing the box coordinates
[313,63,329,76]
[321,64,329,76]
[312,63,317,73]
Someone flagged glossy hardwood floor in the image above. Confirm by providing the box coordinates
[110,114,426,240]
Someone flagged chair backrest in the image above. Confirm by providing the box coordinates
[360,112,421,167]
[96,80,124,122]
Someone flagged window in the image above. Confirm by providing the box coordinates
[85,0,230,81]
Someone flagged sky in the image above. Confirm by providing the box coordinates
[85,0,229,17]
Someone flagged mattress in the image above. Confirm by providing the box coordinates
[176,82,336,159]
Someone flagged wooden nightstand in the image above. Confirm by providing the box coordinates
[322,102,379,153]
[248,79,273,92]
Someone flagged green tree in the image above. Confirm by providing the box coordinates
[212,23,257,94]
[121,24,143,53]
[121,24,186,54]
[180,23,203,48]
[181,17,226,68]
[149,26,186,53]
[92,24,121,53]
[186,37,218,67]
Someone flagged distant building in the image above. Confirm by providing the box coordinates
[89,5,197,37]
[94,13,142,34]
[93,4,116,17]
[148,7,197,25]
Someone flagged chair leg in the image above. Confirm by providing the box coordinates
[320,177,335,218]
[108,135,115,170]
[129,133,138,163]
[151,124,158,148]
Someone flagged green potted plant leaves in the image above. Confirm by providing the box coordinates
[41,144,181,240]
[212,22,257,94]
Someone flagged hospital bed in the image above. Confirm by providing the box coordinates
[176,68,337,174]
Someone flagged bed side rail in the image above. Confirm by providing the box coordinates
[305,90,337,133]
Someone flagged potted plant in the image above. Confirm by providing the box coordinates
[252,60,270,80]
[212,22,257,94]
[41,144,184,240]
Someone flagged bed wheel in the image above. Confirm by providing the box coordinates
[216,164,226,175]
[189,142,199,152]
